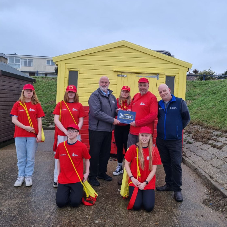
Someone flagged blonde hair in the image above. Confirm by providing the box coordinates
[64,91,79,103]
[118,91,131,106]
[19,90,40,105]
[137,135,153,171]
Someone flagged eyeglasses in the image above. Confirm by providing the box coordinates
[67,129,79,133]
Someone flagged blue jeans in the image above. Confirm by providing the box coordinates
[15,137,38,177]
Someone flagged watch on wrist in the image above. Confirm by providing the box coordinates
[145,180,148,185]
[130,176,134,179]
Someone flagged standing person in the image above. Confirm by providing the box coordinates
[128,77,158,147]
[113,86,131,176]
[53,85,85,188]
[156,84,190,202]
[88,76,120,186]
[10,84,45,187]
[124,126,162,211]
[55,124,90,208]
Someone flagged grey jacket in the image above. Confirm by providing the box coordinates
[88,88,117,132]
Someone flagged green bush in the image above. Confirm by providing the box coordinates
[33,77,57,128]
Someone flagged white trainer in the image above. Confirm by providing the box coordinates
[14,177,24,187]
[113,165,123,176]
[25,177,32,187]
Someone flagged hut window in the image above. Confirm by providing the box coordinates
[68,71,78,87]
[165,76,175,95]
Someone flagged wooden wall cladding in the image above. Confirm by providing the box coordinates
[0,74,32,143]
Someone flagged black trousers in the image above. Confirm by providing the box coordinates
[129,186,155,212]
[89,130,112,179]
[56,182,83,208]
[156,138,182,191]
[114,125,130,163]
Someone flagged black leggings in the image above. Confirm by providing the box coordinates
[129,186,155,212]
[56,182,83,208]
[114,125,130,163]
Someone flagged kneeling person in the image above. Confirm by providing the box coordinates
[55,124,90,208]
[124,127,162,212]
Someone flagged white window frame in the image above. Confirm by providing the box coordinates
[22,59,33,67]
[47,59,55,66]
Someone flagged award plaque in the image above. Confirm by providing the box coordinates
[117,110,136,124]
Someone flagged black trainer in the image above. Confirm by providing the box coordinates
[97,173,112,181]
[88,178,100,186]
[156,184,173,191]
[174,191,183,202]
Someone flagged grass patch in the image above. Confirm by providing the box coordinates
[186,80,227,131]
[33,77,57,128]
[33,77,227,131]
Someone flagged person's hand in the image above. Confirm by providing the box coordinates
[36,133,42,143]
[127,109,131,111]
[24,126,35,133]
[83,172,89,182]
[131,177,141,187]
[113,119,120,125]
[138,182,146,190]
[116,108,121,113]
[130,121,136,127]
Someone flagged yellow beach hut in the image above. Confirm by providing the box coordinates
[53,40,192,149]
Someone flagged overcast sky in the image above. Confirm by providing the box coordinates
[1,0,226,74]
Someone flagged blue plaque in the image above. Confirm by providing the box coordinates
[117,110,136,124]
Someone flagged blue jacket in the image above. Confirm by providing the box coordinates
[157,95,190,140]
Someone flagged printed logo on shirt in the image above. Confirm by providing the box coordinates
[60,154,66,156]
[140,102,145,105]
[29,108,35,111]
[147,156,149,160]
[112,101,115,103]
[19,109,25,111]
[62,109,67,110]
[72,108,78,111]
[72,153,78,157]
[170,107,177,110]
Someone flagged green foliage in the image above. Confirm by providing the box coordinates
[33,77,57,127]
[223,70,227,75]
[186,80,227,131]
[197,69,216,81]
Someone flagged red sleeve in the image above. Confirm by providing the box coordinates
[55,144,60,159]
[82,144,91,159]
[135,95,158,127]
[36,103,45,118]
[125,145,136,163]
[152,147,162,165]
[78,103,86,118]
[53,102,61,115]
[10,102,19,116]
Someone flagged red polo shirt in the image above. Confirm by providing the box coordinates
[130,91,158,135]
[10,101,45,138]
[55,140,91,184]
[125,144,162,190]
[53,101,85,136]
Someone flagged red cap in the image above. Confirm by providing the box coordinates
[121,86,130,92]
[23,84,35,90]
[138,78,149,84]
[67,124,79,131]
[66,85,77,93]
[139,126,152,134]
